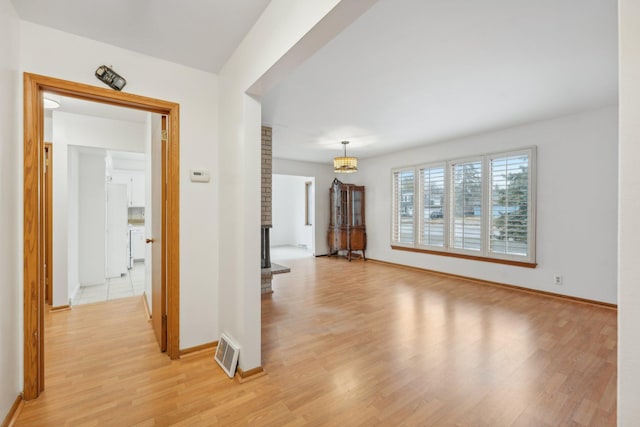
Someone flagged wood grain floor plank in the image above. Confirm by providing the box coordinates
[16,257,616,426]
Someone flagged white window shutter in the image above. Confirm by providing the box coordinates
[419,165,446,247]
[392,169,415,245]
[489,153,530,256]
[451,160,483,251]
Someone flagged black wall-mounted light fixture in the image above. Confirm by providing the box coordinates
[95,65,127,91]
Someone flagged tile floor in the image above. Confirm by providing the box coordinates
[72,261,146,306]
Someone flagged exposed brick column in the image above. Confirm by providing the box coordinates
[261,126,273,294]
[261,126,272,227]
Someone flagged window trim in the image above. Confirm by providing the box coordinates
[390,245,537,268]
[391,147,537,266]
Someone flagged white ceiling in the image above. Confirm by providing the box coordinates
[11,0,270,73]
[20,0,618,165]
[261,0,618,163]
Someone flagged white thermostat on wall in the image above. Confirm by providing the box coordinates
[190,169,210,183]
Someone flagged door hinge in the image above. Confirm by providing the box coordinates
[161,129,168,141]
[162,314,167,329]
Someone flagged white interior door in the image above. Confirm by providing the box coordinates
[105,183,128,278]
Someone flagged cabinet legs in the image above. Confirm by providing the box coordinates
[328,249,366,261]
[342,250,366,261]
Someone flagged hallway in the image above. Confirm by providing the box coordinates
[17,297,234,426]
[71,262,146,305]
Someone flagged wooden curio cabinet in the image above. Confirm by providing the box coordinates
[328,178,366,261]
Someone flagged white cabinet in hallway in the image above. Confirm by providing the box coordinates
[110,171,145,207]
[130,173,145,207]
[130,227,146,261]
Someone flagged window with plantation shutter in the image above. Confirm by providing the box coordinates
[391,169,415,245]
[419,165,445,247]
[390,147,536,266]
[451,160,483,251]
[490,152,531,256]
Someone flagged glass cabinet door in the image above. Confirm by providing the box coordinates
[340,188,348,226]
[330,188,337,226]
[352,188,363,226]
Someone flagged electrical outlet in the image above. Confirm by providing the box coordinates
[554,274,563,286]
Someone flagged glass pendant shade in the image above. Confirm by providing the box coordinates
[334,156,358,173]
[334,141,358,173]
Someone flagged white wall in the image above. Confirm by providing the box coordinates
[20,20,219,349]
[618,0,640,422]
[272,174,314,249]
[78,150,106,287]
[54,111,145,153]
[0,0,21,417]
[359,106,618,304]
[218,0,376,370]
[44,111,52,141]
[67,147,80,299]
[273,158,338,255]
[111,157,145,171]
[272,174,296,246]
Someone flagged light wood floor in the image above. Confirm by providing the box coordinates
[16,257,616,426]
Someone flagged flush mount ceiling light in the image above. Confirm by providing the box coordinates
[333,140,358,173]
[43,97,60,109]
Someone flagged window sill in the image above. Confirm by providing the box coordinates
[390,245,537,268]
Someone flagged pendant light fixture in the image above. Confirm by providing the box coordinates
[333,140,358,173]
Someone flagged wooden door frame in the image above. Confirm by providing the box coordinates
[43,143,52,305]
[23,73,181,401]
